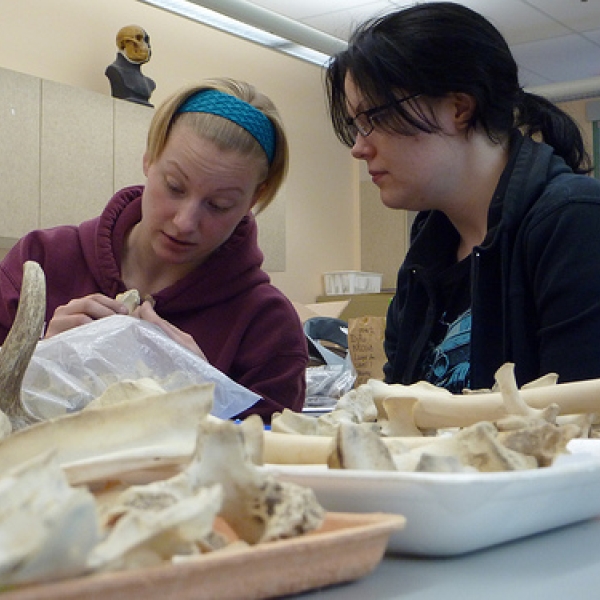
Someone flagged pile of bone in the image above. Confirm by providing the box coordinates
[0,381,325,588]
[271,363,598,473]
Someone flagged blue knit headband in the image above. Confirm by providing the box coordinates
[177,89,276,164]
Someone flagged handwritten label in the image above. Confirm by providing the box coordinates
[348,316,387,386]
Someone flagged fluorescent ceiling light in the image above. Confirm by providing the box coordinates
[138,0,347,67]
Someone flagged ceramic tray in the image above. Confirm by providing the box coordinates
[0,512,405,600]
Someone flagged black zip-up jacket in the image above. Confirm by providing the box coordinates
[384,132,600,389]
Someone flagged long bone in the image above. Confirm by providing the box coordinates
[264,364,600,465]
[369,365,600,431]
[0,261,46,431]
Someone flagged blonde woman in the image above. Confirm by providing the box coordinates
[0,78,307,421]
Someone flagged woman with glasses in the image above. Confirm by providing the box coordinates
[326,2,600,392]
[0,78,308,422]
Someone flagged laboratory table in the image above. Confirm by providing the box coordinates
[297,515,600,600]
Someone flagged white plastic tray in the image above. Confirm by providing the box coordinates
[265,439,600,556]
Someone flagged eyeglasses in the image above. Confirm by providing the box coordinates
[346,93,421,140]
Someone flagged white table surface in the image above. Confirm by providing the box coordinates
[298,516,600,600]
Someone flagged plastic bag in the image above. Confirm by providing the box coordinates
[20,315,260,422]
[303,317,356,408]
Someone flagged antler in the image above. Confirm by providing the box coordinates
[0,261,46,430]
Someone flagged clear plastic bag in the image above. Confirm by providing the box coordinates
[20,315,260,422]
[304,362,356,408]
[303,317,356,408]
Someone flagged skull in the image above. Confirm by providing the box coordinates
[116,25,151,64]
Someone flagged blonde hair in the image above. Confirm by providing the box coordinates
[145,78,288,214]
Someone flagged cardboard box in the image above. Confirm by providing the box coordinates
[315,293,393,320]
[323,271,382,295]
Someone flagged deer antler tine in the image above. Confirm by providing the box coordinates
[0,261,46,430]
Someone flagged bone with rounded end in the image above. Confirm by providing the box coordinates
[371,364,600,431]
[263,430,446,465]
[263,431,336,464]
[380,396,423,437]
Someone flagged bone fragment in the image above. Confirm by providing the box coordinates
[0,451,100,586]
[263,431,335,464]
[84,377,166,409]
[88,484,223,572]
[335,384,378,422]
[497,422,580,467]
[325,421,538,473]
[394,422,538,472]
[186,418,325,544]
[0,383,215,485]
[115,289,141,315]
[328,422,397,471]
[0,261,46,431]
[271,408,319,435]
[415,454,476,473]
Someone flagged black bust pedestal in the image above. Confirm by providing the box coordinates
[105,53,156,107]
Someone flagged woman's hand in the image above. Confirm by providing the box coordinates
[133,300,207,360]
[44,293,130,338]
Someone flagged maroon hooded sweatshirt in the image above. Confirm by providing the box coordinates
[0,186,307,421]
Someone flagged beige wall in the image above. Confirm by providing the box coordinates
[0,0,358,304]
[1,0,597,305]
[559,98,595,157]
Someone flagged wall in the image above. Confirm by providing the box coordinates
[0,67,295,271]
[1,0,598,304]
[0,0,358,304]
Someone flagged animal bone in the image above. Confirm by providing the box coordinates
[85,377,166,409]
[0,261,46,431]
[0,383,215,485]
[335,384,378,422]
[497,422,580,467]
[328,422,397,471]
[380,396,423,437]
[493,363,560,423]
[271,408,320,435]
[115,289,141,315]
[262,430,434,465]
[329,421,538,473]
[0,451,100,586]
[0,411,327,585]
[188,418,325,544]
[88,484,223,572]
[368,364,600,431]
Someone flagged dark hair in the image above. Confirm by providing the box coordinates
[326,2,591,174]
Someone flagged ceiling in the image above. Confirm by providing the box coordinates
[242,0,600,90]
